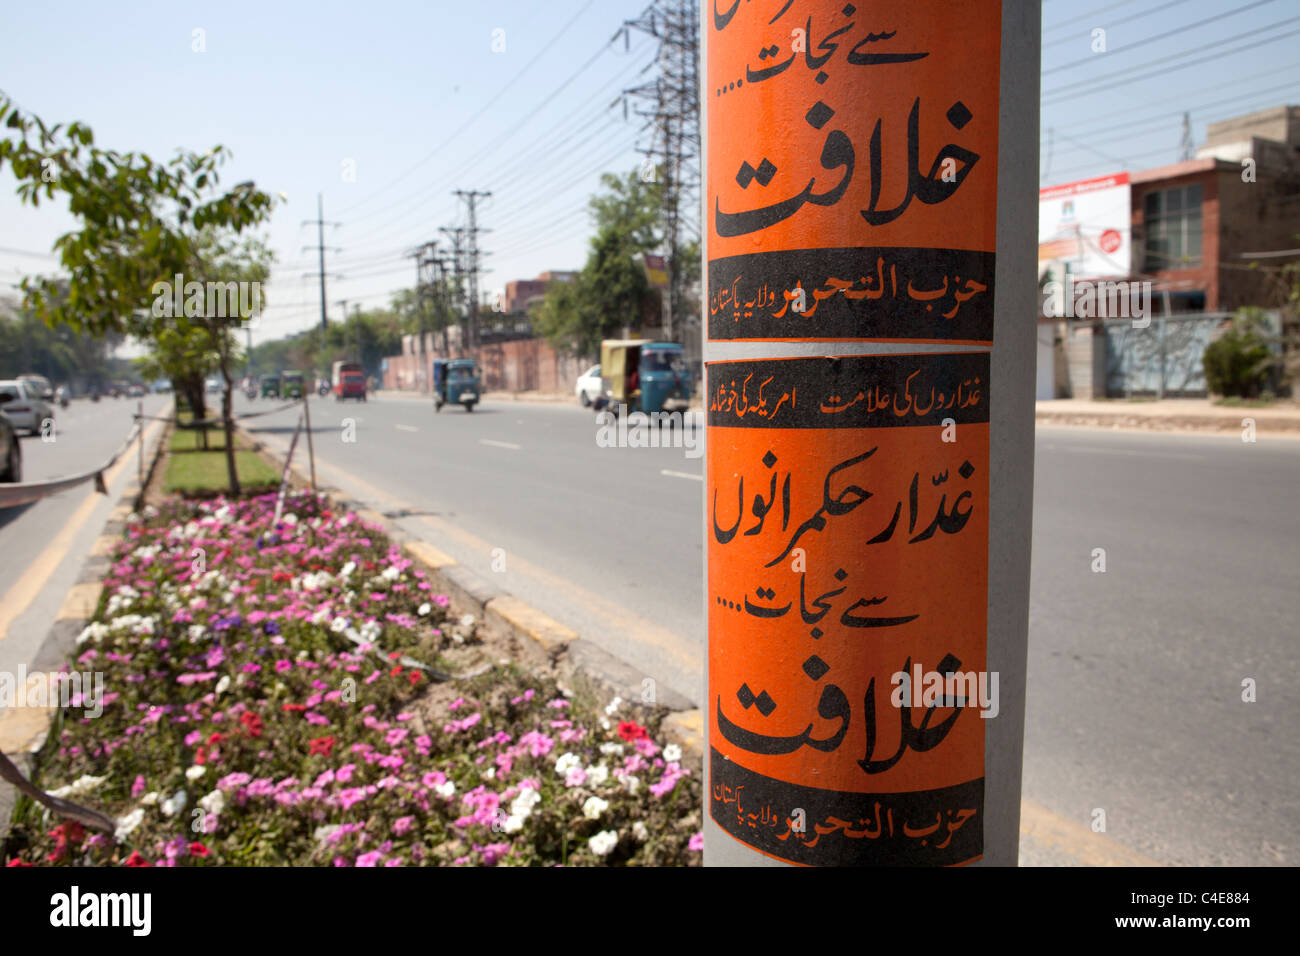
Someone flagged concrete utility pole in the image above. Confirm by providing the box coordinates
[702,0,1039,867]
[302,193,341,333]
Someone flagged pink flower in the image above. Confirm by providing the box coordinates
[131,775,146,798]
[392,816,415,836]
[689,832,704,852]
[354,851,384,867]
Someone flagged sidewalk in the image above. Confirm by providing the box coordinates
[1035,398,1300,435]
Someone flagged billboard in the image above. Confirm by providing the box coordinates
[1038,172,1131,280]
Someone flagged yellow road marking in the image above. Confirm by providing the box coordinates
[1019,798,1165,866]
[0,416,165,644]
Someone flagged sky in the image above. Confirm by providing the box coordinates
[1,0,1297,352]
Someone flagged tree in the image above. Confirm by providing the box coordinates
[533,168,663,357]
[0,91,276,491]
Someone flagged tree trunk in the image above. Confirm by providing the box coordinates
[218,346,241,496]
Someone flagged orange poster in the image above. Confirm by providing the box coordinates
[707,351,990,865]
[707,0,1001,343]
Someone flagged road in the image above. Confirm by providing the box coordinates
[0,395,169,692]
[241,394,1299,866]
[4,391,1295,866]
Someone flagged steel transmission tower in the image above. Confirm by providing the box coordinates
[621,0,700,353]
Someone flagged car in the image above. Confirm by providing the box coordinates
[205,377,223,394]
[0,380,54,436]
[575,364,603,406]
[127,383,147,398]
[0,409,21,482]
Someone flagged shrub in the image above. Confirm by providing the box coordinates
[1203,309,1273,398]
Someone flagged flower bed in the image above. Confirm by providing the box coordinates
[2,491,701,866]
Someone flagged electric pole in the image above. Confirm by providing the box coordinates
[302,193,341,333]
[621,0,700,354]
[703,0,1039,867]
[439,226,468,356]
[454,189,491,353]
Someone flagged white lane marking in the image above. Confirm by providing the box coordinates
[1058,445,1206,462]
[395,424,418,433]
[479,439,521,450]
[661,469,702,481]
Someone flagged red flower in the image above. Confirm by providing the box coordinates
[123,851,152,867]
[281,703,307,714]
[49,821,86,845]
[6,859,34,867]
[617,721,649,742]
[207,731,227,746]
[194,745,207,765]
[390,666,403,678]
[309,736,335,757]
[388,651,402,661]
[240,712,263,737]
[408,671,422,686]
[189,842,210,857]
[271,571,293,583]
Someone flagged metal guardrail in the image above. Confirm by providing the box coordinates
[0,396,312,510]
[0,421,140,510]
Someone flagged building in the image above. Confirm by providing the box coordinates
[503,270,578,314]
[1038,105,1300,399]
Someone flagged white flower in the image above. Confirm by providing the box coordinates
[141,791,159,806]
[185,765,207,782]
[632,820,649,843]
[582,796,609,820]
[599,742,624,757]
[459,614,475,629]
[381,565,400,582]
[76,622,109,646]
[503,814,525,834]
[160,789,188,817]
[511,787,541,815]
[663,744,682,763]
[435,781,456,798]
[585,764,609,787]
[554,752,582,776]
[331,616,349,633]
[417,602,432,616]
[314,824,341,845]
[604,696,623,716]
[599,717,611,731]
[114,808,145,841]
[588,830,619,857]
[484,767,496,780]
[340,561,356,578]
[187,624,207,642]
[48,774,107,799]
[282,513,298,526]
[198,789,224,816]
[215,675,231,696]
[623,775,641,795]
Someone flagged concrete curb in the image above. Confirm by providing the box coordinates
[236,424,705,762]
[1034,408,1300,435]
[0,409,172,847]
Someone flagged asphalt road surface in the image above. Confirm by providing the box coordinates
[0,395,169,683]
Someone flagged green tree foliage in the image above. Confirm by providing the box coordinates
[533,168,664,357]
[0,291,118,385]
[0,92,276,492]
[1203,307,1275,398]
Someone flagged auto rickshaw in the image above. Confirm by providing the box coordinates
[598,340,691,414]
[432,358,481,412]
[260,374,281,398]
[282,371,305,400]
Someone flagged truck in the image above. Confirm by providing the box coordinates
[332,361,367,402]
